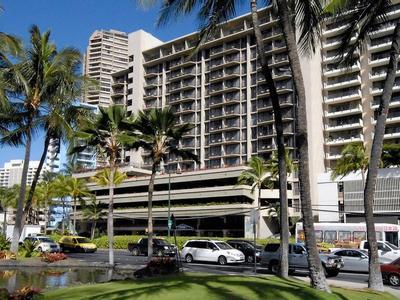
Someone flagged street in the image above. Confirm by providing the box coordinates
[68,249,400,297]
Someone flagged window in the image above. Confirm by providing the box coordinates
[264,244,280,252]
[338,231,351,242]
[315,230,323,243]
[353,231,366,243]
[335,250,346,256]
[347,250,363,258]
[208,242,218,250]
[292,245,304,254]
[324,231,337,243]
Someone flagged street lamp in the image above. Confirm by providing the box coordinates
[167,171,171,238]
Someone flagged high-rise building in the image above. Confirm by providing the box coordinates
[321,4,400,170]
[0,160,42,188]
[43,138,61,174]
[83,30,129,107]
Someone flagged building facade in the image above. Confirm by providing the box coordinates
[0,160,42,188]
[83,30,129,107]
[321,3,400,170]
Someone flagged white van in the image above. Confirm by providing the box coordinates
[181,240,245,265]
[359,240,400,261]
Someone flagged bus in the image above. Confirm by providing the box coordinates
[295,222,400,246]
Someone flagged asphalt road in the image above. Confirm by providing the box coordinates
[68,249,400,298]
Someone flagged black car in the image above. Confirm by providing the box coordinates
[128,238,177,257]
[226,240,262,263]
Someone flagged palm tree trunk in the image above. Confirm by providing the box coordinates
[23,134,50,226]
[363,21,400,293]
[3,210,7,236]
[73,196,77,233]
[10,130,32,253]
[44,198,48,234]
[108,166,115,266]
[61,197,65,235]
[250,0,289,278]
[91,220,96,240]
[147,163,157,261]
[274,0,329,291]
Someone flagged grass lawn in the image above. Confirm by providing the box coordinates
[43,273,397,300]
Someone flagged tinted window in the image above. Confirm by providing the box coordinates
[185,241,194,248]
[140,239,148,245]
[348,250,363,257]
[265,244,280,252]
[155,239,169,246]
[335,250,346,256]
[208,242,218,250]
[292,245,304,254]
[197,241,207,249]
[215,242,232,250]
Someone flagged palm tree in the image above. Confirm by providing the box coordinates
[324,1,400,290]
[91,169,125,239]
[140,0,291,279]
[59,177,92,232]
[0,25,84,253]
[237,156,272,234]
[0,185,18,236]
[331,143,369,184]
[131,107,198,261]
[70,104,136,266]
[381,144,400,168]
[52,175,71,234]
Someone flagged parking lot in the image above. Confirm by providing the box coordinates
[68,249,400,297]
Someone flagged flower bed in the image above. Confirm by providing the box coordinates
[40,252,67,263]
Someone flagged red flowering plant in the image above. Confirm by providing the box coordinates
[40,252,67,263]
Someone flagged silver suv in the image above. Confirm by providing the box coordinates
[260,243,343,277]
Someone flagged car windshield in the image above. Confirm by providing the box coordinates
[38,238,54,243]
[386,242,399,250]
[215,242,233,250]
[155,239,169,245]
[75,238,90,243]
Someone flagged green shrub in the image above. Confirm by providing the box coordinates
[19,240,39,258]
[0,235,10,251]
[91,235,285,250]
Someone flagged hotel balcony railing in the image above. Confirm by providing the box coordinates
[325,134,363,145]
[325,119,363,131]
[325,104,362,117]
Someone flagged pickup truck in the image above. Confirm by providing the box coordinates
[359,240,400,261]
[128,238,177,257]
[260,243,344,277]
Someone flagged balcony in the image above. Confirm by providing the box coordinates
[384,128,400,139]
[323,63,360,78]
[209,68,240,83]
[371,84,400,96]
[373,111,400,125]
[143,91,158,100]
[368,41,392,53]
[370,69,400,82]
[322,36,357,51]
[169,69,196,81]
[209,81,240,95]
[324,75,361,91]
[369,23,396,39]
[322,24,350,38]
[210,55,241,69]
[262,29,283,42]
[325,134,363,145]
[325,153,342,160]
[325,119,363,132]
[371,97,400,109]
[325,104,362,118]
[170,58,196,70]
[324,90,362,104]
[369,56,390,68]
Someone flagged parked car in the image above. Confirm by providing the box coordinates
[181,240,245,265]
[381,257,400,286]
[260,243,343,277]
[24,235,60,253]
[331,249,392,273]
[226,240,261,263]
[128,238,177,257]
[58,236,97,253]
[359,240,400,261]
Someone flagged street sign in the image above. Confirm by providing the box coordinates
[168,218,173,229]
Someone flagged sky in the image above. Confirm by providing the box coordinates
[0,0,248,166]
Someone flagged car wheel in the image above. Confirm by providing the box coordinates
[185,254,193,263]
[218,256,227,265]
[157,250,164,257]
[131,248,140,256]
[247,256,254,263]
[269,261,279,274]
[388,273,400,286]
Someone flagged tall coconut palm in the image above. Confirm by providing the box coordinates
[237,156,272,236]
[91,169,126,239]
[131,107,198,261]
[140,0,291,279]
[0,25,85,252]
[60,177,92,232]
[325,1,398,289]
[331,142,369,184]
[83,197,107,240]
[70,104,136,266]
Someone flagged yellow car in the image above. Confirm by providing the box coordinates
[59,236,97,253]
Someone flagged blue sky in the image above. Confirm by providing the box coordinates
[0,0,248,166]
